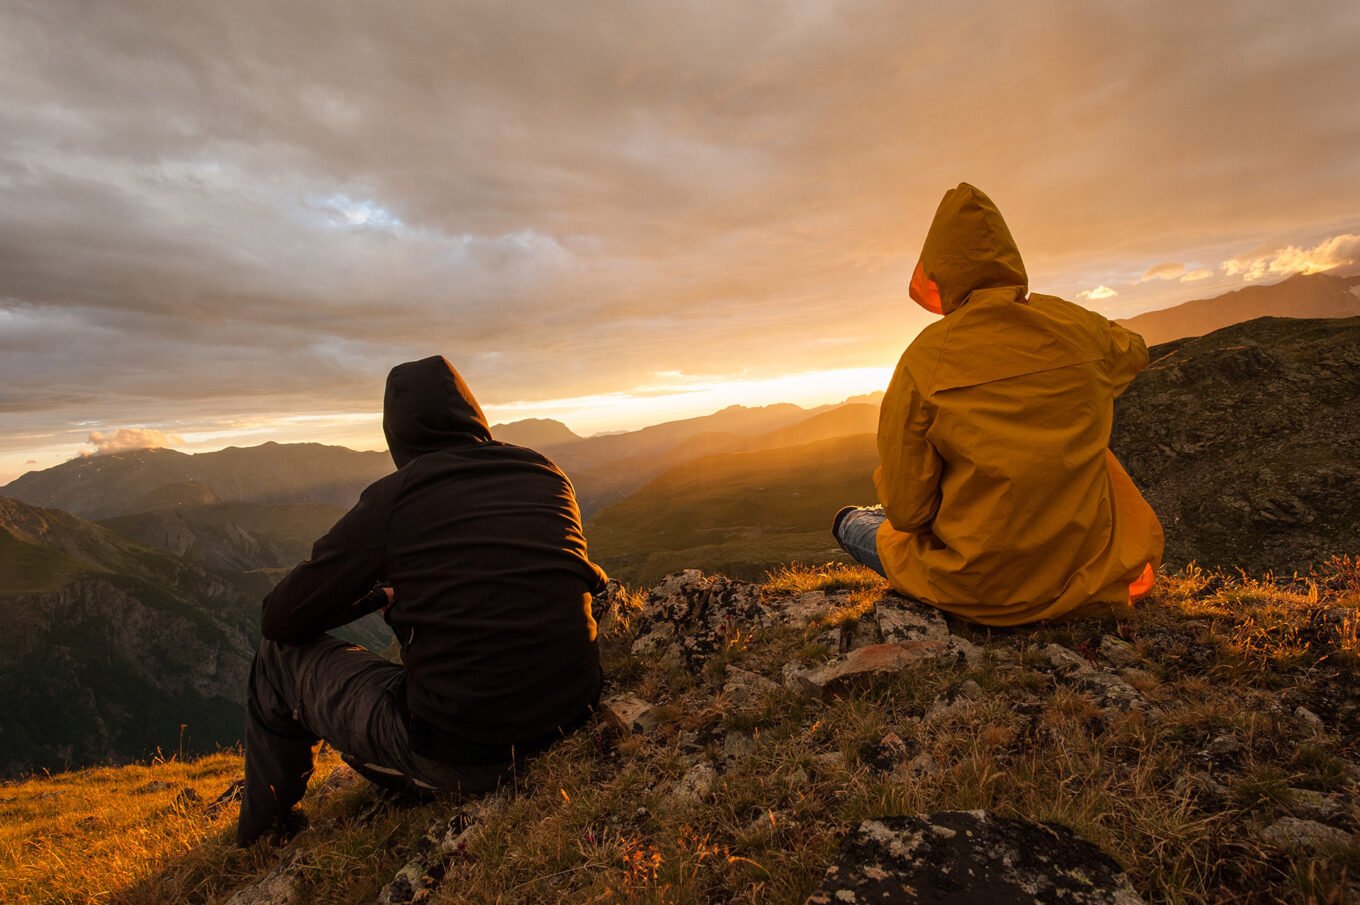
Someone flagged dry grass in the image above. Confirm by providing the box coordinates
[4,560,1359,904]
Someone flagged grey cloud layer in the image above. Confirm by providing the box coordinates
[3,0,1360,450]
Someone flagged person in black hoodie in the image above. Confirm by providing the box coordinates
[236,355,608,847]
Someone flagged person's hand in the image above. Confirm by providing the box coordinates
[382,586,395,612]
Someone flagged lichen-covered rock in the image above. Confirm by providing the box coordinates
[377,808,482,905]
[722,666,778,711]
[875,594,950,645]
[768,589,843,626]
[224,851,307,905]
[805,811,1145,904]
[926,679,984,721]
[629,571,769,672]
[675,761,717,801]
[1259,816,1355,852]
[1039,644,1146,712]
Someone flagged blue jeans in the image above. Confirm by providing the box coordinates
[833,505,888,577]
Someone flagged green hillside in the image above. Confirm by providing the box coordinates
[587,433,877,584]
[0,528,89,594]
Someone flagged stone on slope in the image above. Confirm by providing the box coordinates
[224,851,307,905]
[791,642,957,699]
[1258,816,1355,852]
[722,666,778,712]
[805,811,1145,905]
[629,571,768,672]
[378,808,482,905]
[1040,644,1146,712]
[601,694,661,735]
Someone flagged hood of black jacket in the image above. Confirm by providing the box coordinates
[383,356,492,468]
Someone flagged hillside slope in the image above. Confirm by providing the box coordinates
[1117,272,1360,346]
[587,433,877,584]
[100,501,347,572]
[1112,315,1360,574]
[4,563,1356,904]
[0,497,261,776]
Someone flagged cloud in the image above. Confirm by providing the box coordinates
[81,428,184,457]
[1181,269,1214,282]
[1078,286,1119,300]
[1140,262,1185,281]
[1222,233,1360,282]
[0,0,1358,468]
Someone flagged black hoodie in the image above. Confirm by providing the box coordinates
[260,355,608,760]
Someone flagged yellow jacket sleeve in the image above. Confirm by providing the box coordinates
[874,365,943,533]
[1105,322,1149,398]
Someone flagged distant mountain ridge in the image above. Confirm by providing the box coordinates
[1117,272,1360,346]
[2,441,392,521]
[490,418,581,448]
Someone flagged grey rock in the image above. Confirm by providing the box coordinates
[805,811,1145,904]
[1294,706,1324,729]
[794,641,973,700]
[875,595,950,645]
[1039,645,1146,712]
[926,680,984,721]
[770,590,840,626]
[630,572,769,672]
[1259,816,1354,852]
[1042,643,1094,674]
[601,694,661,735]
[224,851,307,905]
[377,809,481,905]
[1287,788,1347,823]
[314,762,362,797]
[1099,635,1141,668]
[1206,735,1242,756]
[723,730,756,761]
[675,761,717,801]
[722,666,778,711]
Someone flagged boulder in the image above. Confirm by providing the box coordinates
[629,571,768,672]
[875,595,950,645]
[805,811,1145,905]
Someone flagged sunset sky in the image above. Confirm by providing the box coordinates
[2,1,1359,482]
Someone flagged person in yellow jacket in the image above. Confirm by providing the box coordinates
[833,183,1164,626]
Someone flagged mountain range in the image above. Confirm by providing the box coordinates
[3,272,1358,775]
[1116,271,1360,346]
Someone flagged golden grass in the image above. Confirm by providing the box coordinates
[4,562,1359,904]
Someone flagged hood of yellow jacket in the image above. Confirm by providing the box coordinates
[910,183,1028,315]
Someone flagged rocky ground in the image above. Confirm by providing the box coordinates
[2,560,1358,904]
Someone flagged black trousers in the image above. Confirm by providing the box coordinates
[237,635,510,846]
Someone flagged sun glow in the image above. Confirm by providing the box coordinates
[481,365,893,436]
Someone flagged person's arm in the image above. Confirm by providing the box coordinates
[1105,322,1149,398]
[874,366,944,534]
[260,478,397,644]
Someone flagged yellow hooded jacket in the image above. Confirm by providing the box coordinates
[875,184,1164,626]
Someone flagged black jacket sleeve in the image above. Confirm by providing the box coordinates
[260,474,401,643]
